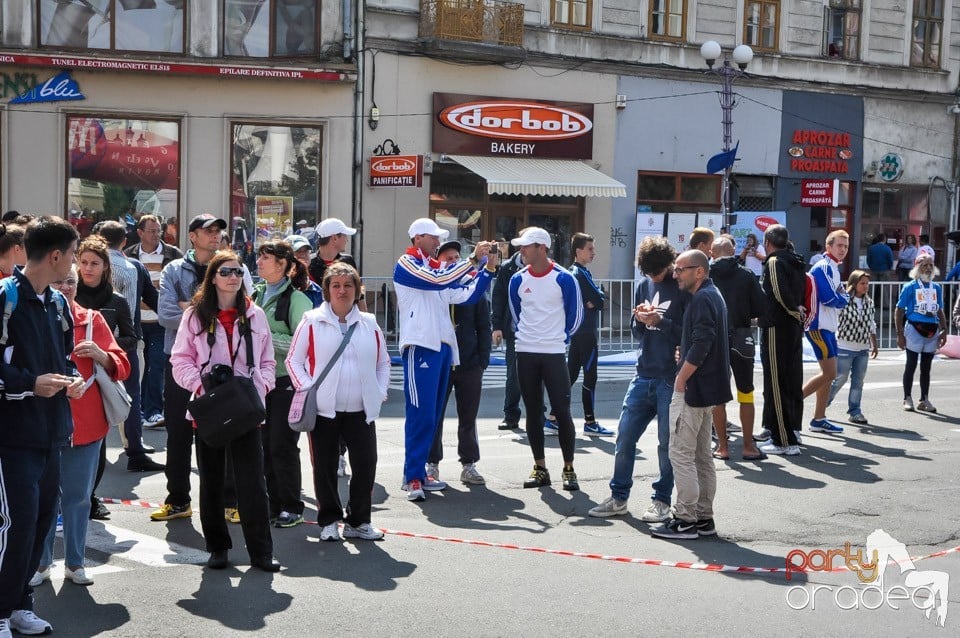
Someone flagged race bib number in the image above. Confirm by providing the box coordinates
[915,287,938,314]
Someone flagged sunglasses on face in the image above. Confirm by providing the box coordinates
[217,267,244,278]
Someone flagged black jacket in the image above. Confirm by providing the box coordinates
[570,262,604,336]
[710,256,765,330]
[75,282,138,352]
[491,252,522,335]
[124,241,183,268]
[308,253,358,285]
[680,279,732,408]
[0,270,76,449]
[452,296,492,370]
[760,249,806,328]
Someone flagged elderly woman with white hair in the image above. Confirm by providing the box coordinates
[895,253,948,412]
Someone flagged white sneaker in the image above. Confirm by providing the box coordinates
[337,455,349,477]
[640,500,672,523]
[917,399,937,413]
[903,397,915,411]
[143,414,165,428]
[404,479,426,502]
[425,462,440,482]
[343,523,384,540]
[319,521,342,541]
[28,566,50,588]
[422,476,447,491]
[10,610,52,635]
[759,442,802,456]
[65,566,94,586]
[0,617,11,638]
[588,496,628,518]
[459,463,486,485]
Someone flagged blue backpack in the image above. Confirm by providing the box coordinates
[0,276,70,347]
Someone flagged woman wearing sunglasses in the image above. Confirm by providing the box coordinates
[31,265,131,588]
[252,240,313,528]
[170,250,280,571]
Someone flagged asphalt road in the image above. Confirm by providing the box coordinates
[31,352,960,637]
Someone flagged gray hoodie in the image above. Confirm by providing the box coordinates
[158,251,206,354]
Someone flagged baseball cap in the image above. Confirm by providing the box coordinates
[188,214,227,232]
[287,235,311,252]
[510,227,551,249]
[437,239,462,257]
[317,217,357,238]
[408,217,449,241]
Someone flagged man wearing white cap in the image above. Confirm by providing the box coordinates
[508,227,583,491]
[393,218,498,502]
[308,218,358,286]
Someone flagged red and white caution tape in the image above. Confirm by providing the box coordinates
[100,498,960,576]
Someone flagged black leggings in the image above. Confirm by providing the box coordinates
[518,352,575,464]
[903,349,934,399]
[566,332,599,422]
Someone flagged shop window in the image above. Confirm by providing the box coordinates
[38,0,185,53]
[65,116,180,241]
[911,0,943,68]
[231,123,321,272]
[823,0,860,60]
[744,0,779,52]
[224,0,318,57]
[732,175,775,211]
[551,0,591,29]
[637,171,720,213]
[649,0,685,40]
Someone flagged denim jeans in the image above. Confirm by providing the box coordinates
[829,348,869,416]
[41,440,101,568]
[140,322,166,419]
[609,375,674,504]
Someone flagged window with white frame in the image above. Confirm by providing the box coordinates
[823,0,860,60]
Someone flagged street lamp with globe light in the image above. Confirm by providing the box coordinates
[699,40,753,228]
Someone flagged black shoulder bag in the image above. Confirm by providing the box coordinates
[188,318,266,448]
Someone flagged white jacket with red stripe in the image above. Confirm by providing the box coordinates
[285,303,390,424]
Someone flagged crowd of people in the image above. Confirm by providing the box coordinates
[0,210,956,636]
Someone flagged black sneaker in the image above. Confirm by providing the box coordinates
[523,465,551,488]
[89,497,110,521]
[561,468,579,491]
[696,518,717,536]
[650,517,698,540]
[498,420,520,431]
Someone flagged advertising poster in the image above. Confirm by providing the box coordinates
[697,213,724,236]
[254,195,293,247]
[634,209,665,285]
[728,211,787,253]
[665,213,697,256]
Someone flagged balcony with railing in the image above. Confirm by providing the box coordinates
[418,0,525,60]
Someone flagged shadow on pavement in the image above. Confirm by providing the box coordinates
[414,485,550,533]
[38,580,130,636]
[177,568,291,629]
[277,539,416,591]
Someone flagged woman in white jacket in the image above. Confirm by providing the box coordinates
[286,262,390,542]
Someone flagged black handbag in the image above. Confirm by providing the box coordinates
[188,319,266,448]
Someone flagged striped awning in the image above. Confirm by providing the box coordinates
[447,155,627,198]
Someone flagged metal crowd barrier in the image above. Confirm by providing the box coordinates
[361,277,960,355]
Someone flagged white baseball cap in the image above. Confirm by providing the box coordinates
[408,217,450,241]
[511,227,552,249]
[316,217,357,238]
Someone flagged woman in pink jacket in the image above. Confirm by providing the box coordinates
[170,250,279,572]
[34,265,131,587]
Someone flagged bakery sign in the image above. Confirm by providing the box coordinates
[786,130,853,174]
[370,154,423,187]
[432,93,594,159]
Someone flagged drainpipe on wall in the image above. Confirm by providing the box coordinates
[949,87,960,272]
[350,0,365,271]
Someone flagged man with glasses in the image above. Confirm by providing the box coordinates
[651,249,730,540]
[124,214,183,429]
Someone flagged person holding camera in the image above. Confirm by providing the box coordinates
[286,262,391,541]
[170,250,279,571]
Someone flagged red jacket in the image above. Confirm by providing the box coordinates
[69,304,131,446]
